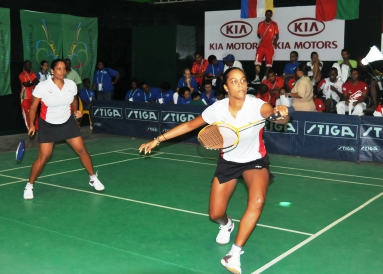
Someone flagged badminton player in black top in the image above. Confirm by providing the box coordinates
[139,68,291,274]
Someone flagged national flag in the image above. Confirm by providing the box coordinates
[316,0,360,22]
[241,0,274,19]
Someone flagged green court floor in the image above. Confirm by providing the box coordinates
[0,136,382,273]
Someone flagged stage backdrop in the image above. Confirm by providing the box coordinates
[205,6,345,61]
[20,10,97,82]
[0,7,11,96]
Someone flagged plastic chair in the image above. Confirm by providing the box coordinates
[78,96,92,128]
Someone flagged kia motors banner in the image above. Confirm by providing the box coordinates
[205,6,345,61]
[359,116,383,162]
[0,8,11,96]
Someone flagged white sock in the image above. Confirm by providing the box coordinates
[90,174,97,181]
[26,182,33,189]
[231,244,242,253]
[255,75,259,80]
[224,217,233,228]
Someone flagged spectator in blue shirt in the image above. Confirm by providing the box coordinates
[37,60,52,81]
[92,61,120,101]
[125,79,144,102]
[141,82,157,103]
[155,82,174,104]
[79,78,95,109]
[282,51,300,91]
[200,81,216,105]
[205,55,224,89]
[177,87,192,105]
[177,68,199,94]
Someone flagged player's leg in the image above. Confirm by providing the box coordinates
[24,142,54,199]
[21,99,31,130]
[66,136,104,191]
[252,48,265,84]
[264,46,275,81]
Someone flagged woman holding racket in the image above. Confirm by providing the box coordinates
[24,59,104,200]
[139,67,290,274]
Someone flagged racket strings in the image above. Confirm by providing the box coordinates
[198,125,225,149]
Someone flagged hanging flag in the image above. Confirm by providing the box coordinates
[316,0,359,22]
[241,0,274,19]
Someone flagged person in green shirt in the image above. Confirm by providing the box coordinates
[64,58,82,93]
[189,92,206,106]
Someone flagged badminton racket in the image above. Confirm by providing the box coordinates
[16,133,35,163]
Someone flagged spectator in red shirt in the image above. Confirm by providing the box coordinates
[191,52,209,87]
[252,10,279,84]
[262,70,284,107]
[19,60,39,131]
[336,68,369,115]
[256,84,271,103]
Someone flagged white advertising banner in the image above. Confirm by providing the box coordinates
[205,6,345,61]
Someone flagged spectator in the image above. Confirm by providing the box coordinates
[317,68,344,112]
[125,79,144,102]
[190,92,206,106]
[64,58,82,92]
[373,103,383,116]
[282,51,300,80]
[252,10,279,84]
[141,82,157,103]
[275,87,292,107]
[223,54,244,73]
[313,88,325,112]
[19,60,39,131]
[214,89,226,101]
[201,81,216,105]
[176,68,198,103]
[262,70,284,107]
[37,60,51,81]
[78,78,95,129]
[307,51,323,85]
[336,68,368,115]
[92,61,120,101]
[155,82,174,104]
[205,55,224,89]
[191,52,209,87]
[177,87,192,105]
[288,64,316,111]
[332,49,357,82]
[256,84,271,103]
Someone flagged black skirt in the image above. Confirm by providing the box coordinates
[38,116,80,143]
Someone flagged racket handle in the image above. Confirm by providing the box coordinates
[269,106,295,120]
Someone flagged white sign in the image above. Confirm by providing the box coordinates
[205,6,345,61]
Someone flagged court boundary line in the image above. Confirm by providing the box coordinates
[251,192,383,274]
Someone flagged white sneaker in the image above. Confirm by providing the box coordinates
[89,175,105,191]
[221,250,244,274]
[216,218,234,244]
[251,78,261,84]
[24,184,34,199]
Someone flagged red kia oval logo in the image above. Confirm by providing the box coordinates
[220,21,253,38]
[288,17,325,37]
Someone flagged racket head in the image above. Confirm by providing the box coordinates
[16,140,25,163]
[198,123,239,150]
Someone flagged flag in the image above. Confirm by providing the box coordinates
[316,0,359,21]
[241,0,274,19]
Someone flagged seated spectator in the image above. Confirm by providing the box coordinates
[205,55,224,89]
[37,60,52,81]
[214,89,226,101]
[191,52,209,87]
[373,103,383,116]
[200,81,216,105]
[336,68,368,115]
[288,64,316,111]
[177,87,192,105]
[307,51,323,85]
[262,70,284,106]
[223,54,244,73]
[256,84,271,103]
[177,68,198,93]
[141,82,157,103]
[155,82,174,104]
[125,79,144,102]
[282,51,300,91]
[313,89,325,112]
[79,78,95,110]
[332,49,357,82]
[190,92,206,106]
[317,68,344,112]
[275,87,292,107]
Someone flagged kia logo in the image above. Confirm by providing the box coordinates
[288,17,325,37]
[220,21,253,38]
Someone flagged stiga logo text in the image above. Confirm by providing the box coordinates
[93,107,123,119]
[161,111,199,123]
[360,124,383,140]
[126,108,159,121]
[337,146,356,152]
[264,120,298,134]
[304,122,357,139]
[360,146,379,152]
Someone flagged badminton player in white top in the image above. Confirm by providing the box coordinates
[139,67,291,274]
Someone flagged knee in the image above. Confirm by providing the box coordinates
[38,153,51,164]
[209,210,225,222]
[75,146,88,156]
[248,197,266,212]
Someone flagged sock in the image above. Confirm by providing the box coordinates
[224,217,233,228]
[26,182,33,189]
[255,75,259,80]
[90,174,97,181]
[231,244,242,253]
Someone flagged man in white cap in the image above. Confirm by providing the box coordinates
[223,54,244,73]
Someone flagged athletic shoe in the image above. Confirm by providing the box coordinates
[90,124,93,130]
[24,184,34,199]
[89,176,105,191]
[251,78,261,84]
[216,218,234,244]
[221,250,244,274]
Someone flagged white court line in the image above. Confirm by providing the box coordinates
[117,152,383,188]
[251,192,383,274]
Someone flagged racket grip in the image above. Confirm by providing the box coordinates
[269,106,295,120]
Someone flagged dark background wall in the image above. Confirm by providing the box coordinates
[0,0,382,133]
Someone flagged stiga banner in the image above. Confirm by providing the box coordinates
[0,8,11,96]
[359,116,383,162]
[20,10,63,72]
[62,15,98,82]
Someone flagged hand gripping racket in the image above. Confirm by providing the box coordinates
[198,106,295,150]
